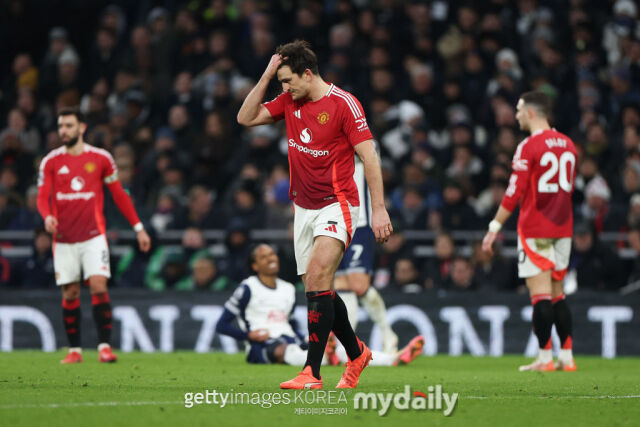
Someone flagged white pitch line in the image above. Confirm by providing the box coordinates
[0,401,183,409]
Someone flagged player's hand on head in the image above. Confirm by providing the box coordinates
[264,54,285,79]
[482,231,496,256]
[372,208,393,244]
[248,329,270,342]
[137,230,151,253]
[44,215,58,234]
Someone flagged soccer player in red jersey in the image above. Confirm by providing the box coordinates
[237,40,393,389]
[37,107,151,364]
[483,92,577,372]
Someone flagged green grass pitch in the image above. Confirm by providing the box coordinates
[1,351,639,426]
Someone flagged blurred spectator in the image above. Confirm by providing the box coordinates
[0,185,17,229]
[218,219,252,284]
[228,181,266,230]
[0,108,40,154]
[10,227,55,288]
[8,185,41,230]
[192,110,235,190]
[628,193,640,230]
[445,144,485,192]
[443,256,478,292]
[577,175,627,233]
[174,256,233,291]
[168,104,196,149]
[264,170,292,229]
[438,179,480,230]
[569,221,623,291]
[574,155,601,206]
[615,159,640,205]
[391,257,423,293]
[390,162,442,214]
[475,178,517,231]
[390,186,428,230]
[167,71,202,124]
[148,6,176,103]
[424,232,455,289]
[381,100,425,161]
[373,222,414,290]
[113,228,155,289]
[145,227,209,291]
[0,253,10,287]
[150,187,181,233]
[169,185,225,229]
[603,0,638,66]
[470,241,516,291]
[1,131,34,193]
[54,48,81,102]
[40,28,75,100]
[88,26,120,85]
[2,53,38,107]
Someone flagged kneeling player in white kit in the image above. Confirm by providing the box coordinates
[216,244,423,367]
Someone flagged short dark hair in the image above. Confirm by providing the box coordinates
[58,106,85,123]
[452,255,470,265]
[520,91,552,118]
[276,40,318,76]
[248,243,272,272]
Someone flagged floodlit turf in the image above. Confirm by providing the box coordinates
[1,351,639,426]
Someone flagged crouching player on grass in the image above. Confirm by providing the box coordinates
[37,107,151,363]
[216,244,424,367]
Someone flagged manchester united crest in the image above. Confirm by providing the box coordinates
[317,111,330,125]
[84,162,96,173]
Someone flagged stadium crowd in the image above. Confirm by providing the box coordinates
[1,0,639,293]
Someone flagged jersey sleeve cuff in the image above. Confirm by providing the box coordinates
[499,201,515,213]
[103,173,119,184]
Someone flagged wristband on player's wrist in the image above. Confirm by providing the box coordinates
[488,220,502,233]
[133,223,144,232]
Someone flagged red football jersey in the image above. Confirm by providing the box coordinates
[501,129,578,238]
[37,144,119,243]
[263,83,373,209]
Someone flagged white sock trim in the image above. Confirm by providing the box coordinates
[69,347,82,354]
[97,343,111,351]
[283,344,308,366]
[360,287,389,328]
[558,348,574,362]
[538,349,552,363]
[338,290,359,330]
[368,350,395,366]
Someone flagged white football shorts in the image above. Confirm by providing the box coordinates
[53,234,111,285]
[293,201,359,275]
[517,235,571,281]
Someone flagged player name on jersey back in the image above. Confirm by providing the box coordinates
[501,129,578,238]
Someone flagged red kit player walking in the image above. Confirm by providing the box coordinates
[237,40,393,389]
[483,92,577,372]
[37,108,151,364]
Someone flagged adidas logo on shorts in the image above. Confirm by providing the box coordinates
[324,224,337,233]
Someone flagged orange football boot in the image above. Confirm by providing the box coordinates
[280,366,323,389]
